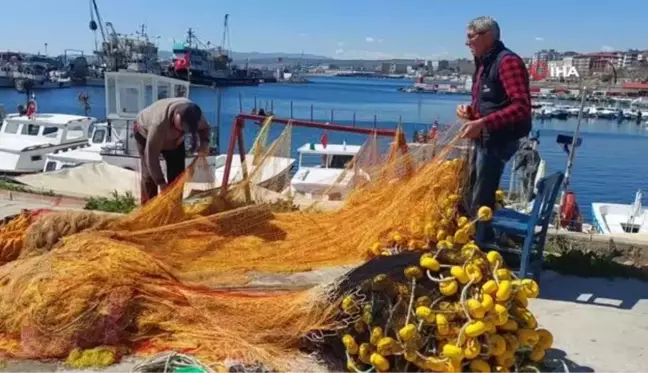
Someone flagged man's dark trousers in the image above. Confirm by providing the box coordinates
[134,132,186,204]
[469,140,518,243]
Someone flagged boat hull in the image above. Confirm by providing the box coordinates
[591,202,648,236]
[164,70,260,87]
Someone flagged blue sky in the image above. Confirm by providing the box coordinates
[3,0,647,59]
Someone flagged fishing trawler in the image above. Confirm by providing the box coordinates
[91,24,161,75]
[88,1,161,77]
[165,16,259,87]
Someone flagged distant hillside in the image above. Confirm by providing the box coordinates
[158,50,332,62]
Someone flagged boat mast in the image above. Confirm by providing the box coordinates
[560,83,587,207]
[89,0,109,65]
[220,14,230,60]
[560,62,617,211]
[186,28,194,84]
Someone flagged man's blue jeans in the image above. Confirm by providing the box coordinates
[468,140,519,242]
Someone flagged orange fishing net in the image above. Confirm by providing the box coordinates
[0,120,552,372]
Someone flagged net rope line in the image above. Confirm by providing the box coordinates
[130,350,218,373]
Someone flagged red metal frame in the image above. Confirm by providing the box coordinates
[219,114,404,195]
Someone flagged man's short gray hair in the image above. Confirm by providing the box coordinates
[468,16,500,41]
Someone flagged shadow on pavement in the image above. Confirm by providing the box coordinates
[545,348,595,372]
[538,270,648,310]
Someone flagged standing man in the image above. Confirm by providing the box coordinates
[134,97,210,204]
[457,16,532,218]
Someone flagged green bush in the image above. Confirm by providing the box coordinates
[84,191,137,214]
[0,180,55,196]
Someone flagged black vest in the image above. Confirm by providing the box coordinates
[473,42,531,147]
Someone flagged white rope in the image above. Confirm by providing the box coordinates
[130,351,217,373]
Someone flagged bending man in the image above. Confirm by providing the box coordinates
[134,97,210,204]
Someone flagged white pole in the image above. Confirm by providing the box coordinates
[507,157,516,200]
[560,84,587,207]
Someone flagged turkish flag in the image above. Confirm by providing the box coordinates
[174,53,190,72]
[320,131,328,149]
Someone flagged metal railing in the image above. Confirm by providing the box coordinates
[233,93,436,128]
[219,113,406,201]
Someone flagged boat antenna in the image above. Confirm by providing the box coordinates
[640,190,647,231]
[560,61,617,210]
[626,189,644,232]
[559,81,586,209]
[186,28,194,84]
[220,14,231,58]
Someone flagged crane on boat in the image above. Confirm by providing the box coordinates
[88,0,159,73]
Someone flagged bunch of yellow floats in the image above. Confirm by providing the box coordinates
[339,205,553,372]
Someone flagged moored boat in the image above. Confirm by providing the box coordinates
[592,190,647,237]
[0,112,94,174]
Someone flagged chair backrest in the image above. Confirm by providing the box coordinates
[526,171,565,233]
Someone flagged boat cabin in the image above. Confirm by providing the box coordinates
[0,113,95,173]
[101,71,217,164]
[104,71,189,120]
[42,119,129,172]
[296,143,360,169]
[290,143,363,200]
[102,71,191,158]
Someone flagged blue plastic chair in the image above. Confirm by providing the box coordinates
[478,172,565,279]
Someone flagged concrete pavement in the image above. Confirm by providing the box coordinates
[532,271,648,372]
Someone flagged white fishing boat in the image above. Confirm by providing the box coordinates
[12,65,72,91]
[592,190,648,237]
[286,142,373,201]
[35,71,295,197]
[531,102,569,120]
[550,105,570,119]
[566,106,582,116]
[42,120,123,171]
[587,106,616,119]
[531,101,554,118]
[623,108,648,120]
[206,154,296,192]
[0,113,95,174]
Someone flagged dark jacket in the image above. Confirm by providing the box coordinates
[473,41,532,147]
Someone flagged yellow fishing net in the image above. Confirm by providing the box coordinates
[0,120,553,372]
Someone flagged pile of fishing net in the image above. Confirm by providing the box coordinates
[0,122,557,372]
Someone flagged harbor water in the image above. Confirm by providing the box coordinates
[1,76,646,221]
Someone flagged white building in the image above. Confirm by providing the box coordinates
[532,49,561,63]
[389,63,408,74]
[562,56,574,68]
[622,52,638,68]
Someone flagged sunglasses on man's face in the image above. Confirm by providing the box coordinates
[467,31,486,41]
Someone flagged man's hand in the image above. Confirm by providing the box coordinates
[456,104,473,120]
[460,119,484,140]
